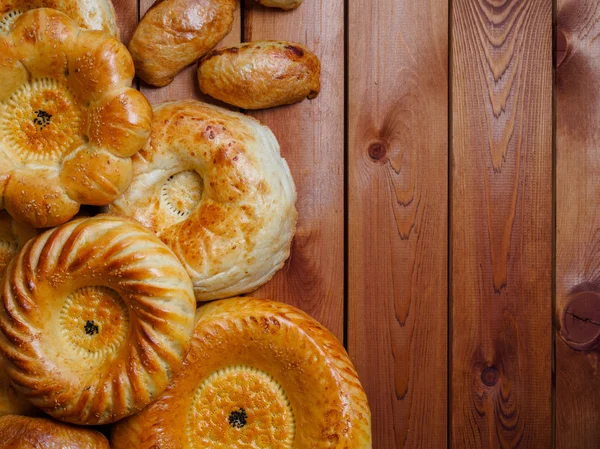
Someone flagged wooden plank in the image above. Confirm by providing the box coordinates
[243,1,345,338]
[138,0,242,105]
[112,0,138,44]
[347,0,448,447]
[451,1,552,447]
[556,1,600,447]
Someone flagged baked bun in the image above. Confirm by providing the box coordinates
[0,361,37,417]
[111,297,372,449]
[0,211,37,279]
[108,101,297,301]
[129,0,236,87]
[0,0,118,36]
[198,41,320,109]
[0,9,152,228]
[0,415,110,448]
[0,215,196,424]
[254,0,302,10]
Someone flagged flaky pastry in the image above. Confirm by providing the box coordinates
[111,297,372,449]
[0,0,118,36]
[0,9,152,228]
[0,415,110,448]
[108,101,297,301]
[0,215,196,424]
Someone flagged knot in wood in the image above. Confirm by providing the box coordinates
[481,366,499,387]
[562,291,600,352]
[367,142,387,161]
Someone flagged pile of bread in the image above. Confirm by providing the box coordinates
[0,0,371,447]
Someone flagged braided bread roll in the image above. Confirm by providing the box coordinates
[0,415,110,448]
[111,297,372,449]
[0,215,196,424]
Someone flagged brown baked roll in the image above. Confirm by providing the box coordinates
[198,41,320,109]
[0,9,152,228]
[0,0,118,36]
[107,101,297,301]
[254,0,302,10]
[129,0,236,87]
[0,415,110,448]
[0,215,196,425]
[111,297,372,449]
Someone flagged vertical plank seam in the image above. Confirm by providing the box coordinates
[135,0,140,91]
[447,0,453,446]
[551,0,557,447]
[342,0,349,349]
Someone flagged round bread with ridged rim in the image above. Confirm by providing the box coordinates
[107,101,297,301]
[0,415,110,448]
[0,9,152,228]
[111,297,372,449]
[0,0,118,36]
[0,215,196,424]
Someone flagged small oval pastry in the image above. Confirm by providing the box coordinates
[198,41,320,109]
[0,0,118,36]
[254,0,302,10]
[0,215,196,424]
[107,100,297,301]
[0,9,152,228]
[0,415,110,448]
[129,0,236,87]
[111,297,372,449]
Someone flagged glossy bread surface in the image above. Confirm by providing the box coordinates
[129,0,236,86]
[0,215,196,424]
[108,101,297,301]
[111,297,372,449]
[198,41,320,109]
[254,0,302,10]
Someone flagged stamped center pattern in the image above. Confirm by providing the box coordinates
[187,365,295,449]
[0,78,84,162]
[60,286,129,360]
[161,170,204,220]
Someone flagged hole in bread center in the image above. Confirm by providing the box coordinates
[161,170,204,219]
[0,78,85,162]
[60,286,129,359]
[187,366,295,449]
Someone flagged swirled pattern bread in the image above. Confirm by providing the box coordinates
[0,0,118,36]
[0,211,37,279]
[111,297,372,449]
[0,415,110,448]
[0,360,37,417]
[0,215,196,424]
[0,9,152,228]
[129,0,236,86]
[198,41,320,109]
[108,101,297,301]
[254,0,302,10]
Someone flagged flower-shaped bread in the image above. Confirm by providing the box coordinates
[0,8,152,227]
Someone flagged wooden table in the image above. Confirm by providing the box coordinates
[114,0,600,447]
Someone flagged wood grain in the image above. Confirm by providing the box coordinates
[451,1,552,447]
[243,1,345,338]
[347,0,448,447]
[138,0,242,105]
[556,1,600,446]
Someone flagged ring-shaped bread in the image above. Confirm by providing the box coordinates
[0,9,152,228]
[108,101,297,301]
[0,215,196,425]
[111,297,372,449]
[0,0,118,36]
[0,415,110,448]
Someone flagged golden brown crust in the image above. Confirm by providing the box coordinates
[255,0,302,10]
[198,41,321,109]
[0,9,151,227]
[0,215,196,424]
[0,415,110,448]
[107,101,297,301]
[0,211,37,280]
[0,0,118,36]
[129,0,236,87]
[111,297,372,449]
[0,360,38,417]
